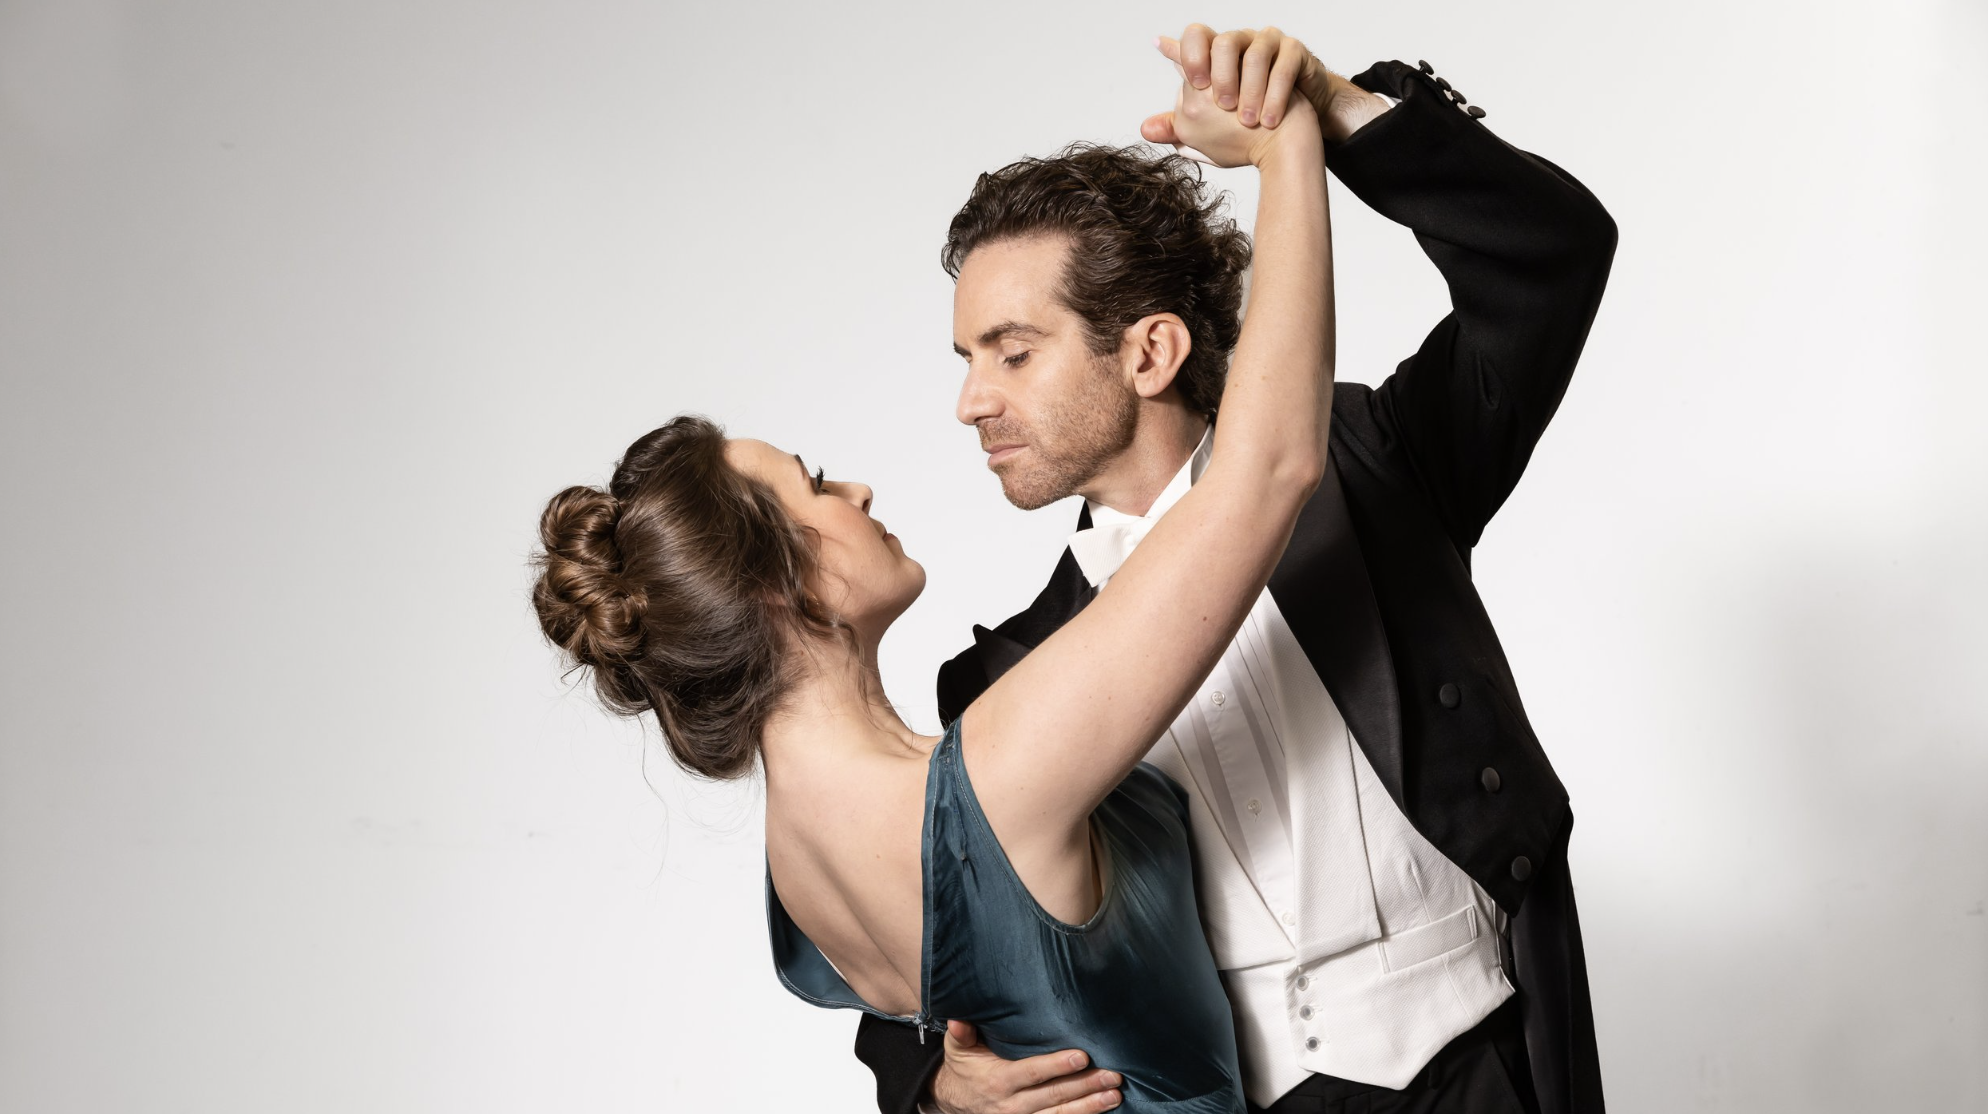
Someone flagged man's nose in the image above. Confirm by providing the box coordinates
[956,362,1002,427]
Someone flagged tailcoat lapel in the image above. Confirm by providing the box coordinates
[1266,459,1406,802]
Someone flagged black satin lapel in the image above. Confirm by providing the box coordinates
[974,503,1098,687]
[971,623,1032,685]
[1267,459,1406,798]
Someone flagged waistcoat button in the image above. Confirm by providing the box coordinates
[1480,767,1502,793]
[1438,682,1461,708]
[1511,855,1533,881]
[1295,975,1309,990]
[1306,1036,1321,1051]
[1299,1005,1313,1020]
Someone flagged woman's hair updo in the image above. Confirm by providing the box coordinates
[531,415,841,779]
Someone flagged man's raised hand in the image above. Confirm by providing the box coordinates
[929,1020,1122,1114]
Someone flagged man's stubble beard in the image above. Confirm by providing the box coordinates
[989,355,1140,511]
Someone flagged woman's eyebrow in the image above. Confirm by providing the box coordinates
[793,454,811,486]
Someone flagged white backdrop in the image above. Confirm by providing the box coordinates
[2,1,1983,1111]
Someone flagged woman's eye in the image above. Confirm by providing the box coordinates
[1003,352,1030,368]
[813,467,826,494]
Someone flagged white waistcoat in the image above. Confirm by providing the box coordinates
[1073,430,1513,1106]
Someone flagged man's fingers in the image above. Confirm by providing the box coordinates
[1179,23,1214,88]
[1260,36,1309,128]
[1039,1085,1124,1114]
[998,1047,1091,1091]
[1236,26,1282,125]
[1017,1067,1122,1113]
[944,1019,981,1052]
[1208,28,1254,109]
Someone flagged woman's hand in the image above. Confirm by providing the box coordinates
[1169,24,1334,130]
[1140,34,1318,169]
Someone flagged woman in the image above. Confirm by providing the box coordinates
[530,50,1333,1114]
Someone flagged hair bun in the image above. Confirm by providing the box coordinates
[533,486,650,697]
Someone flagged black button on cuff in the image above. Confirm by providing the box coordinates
[1437,682,1461,709]
[1467,106,1487,119]
[1510,856,1533,882]
[1480,767,1502,793]
[1418,59,1434,74]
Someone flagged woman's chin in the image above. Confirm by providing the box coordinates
[878,566,927,630]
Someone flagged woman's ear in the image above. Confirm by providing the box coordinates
[1122,313,1194,400]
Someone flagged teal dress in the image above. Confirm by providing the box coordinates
[768,722,1245,1113]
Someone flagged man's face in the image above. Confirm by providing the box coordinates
[951,235,1138,510]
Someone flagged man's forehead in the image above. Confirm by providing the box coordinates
[953,236,1073,348]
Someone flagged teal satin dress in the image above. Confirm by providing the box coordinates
[768,721,1245,1113]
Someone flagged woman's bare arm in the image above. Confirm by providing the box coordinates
[961,77,1335,895]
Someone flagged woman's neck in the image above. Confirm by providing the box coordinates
[759,633,926,778]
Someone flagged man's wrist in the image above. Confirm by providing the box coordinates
[1312,74,1393,145]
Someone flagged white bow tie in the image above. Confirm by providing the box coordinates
[1068,513,1159,587]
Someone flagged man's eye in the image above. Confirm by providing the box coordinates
[1003,352,1030,368]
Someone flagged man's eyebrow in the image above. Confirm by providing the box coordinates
[952,321,1048,358]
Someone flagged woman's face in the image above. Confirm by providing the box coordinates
[723,438,926,640]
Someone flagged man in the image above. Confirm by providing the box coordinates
[854,24,1617,1114]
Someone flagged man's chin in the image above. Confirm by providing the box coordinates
[996,466,1077,512]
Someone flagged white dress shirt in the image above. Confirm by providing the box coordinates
[1069,426,1513,1106]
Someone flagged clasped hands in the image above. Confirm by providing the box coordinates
[1141,23,1369,170]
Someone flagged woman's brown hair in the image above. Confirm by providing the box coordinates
[531,415,840,779]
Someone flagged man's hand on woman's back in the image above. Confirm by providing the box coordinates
[929,1021,1122,1114]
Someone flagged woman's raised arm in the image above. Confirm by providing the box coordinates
[960,68,1336,890]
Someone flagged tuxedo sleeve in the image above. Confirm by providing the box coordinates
[1328,60,1618,550]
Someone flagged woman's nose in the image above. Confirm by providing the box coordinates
[841,482,874,513]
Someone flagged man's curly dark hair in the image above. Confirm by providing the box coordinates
[941,143,1254,418]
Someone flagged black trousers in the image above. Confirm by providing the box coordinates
[1251,996,1540,1114]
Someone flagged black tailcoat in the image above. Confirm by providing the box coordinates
[852,60,1617,1114]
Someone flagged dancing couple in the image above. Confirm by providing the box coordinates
[532,21,1616,1114]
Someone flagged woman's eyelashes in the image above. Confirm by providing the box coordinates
[813,467,826,494]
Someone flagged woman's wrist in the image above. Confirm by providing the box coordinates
[1248,100,1323,170]
[1250,118,1324,172]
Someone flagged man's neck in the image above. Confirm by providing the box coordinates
[1080,411,1210,517]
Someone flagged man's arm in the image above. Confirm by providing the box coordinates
[1180,26,1618,549]
[1328,60,1617,549]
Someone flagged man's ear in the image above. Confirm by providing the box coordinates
[1120,313,1193,400]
